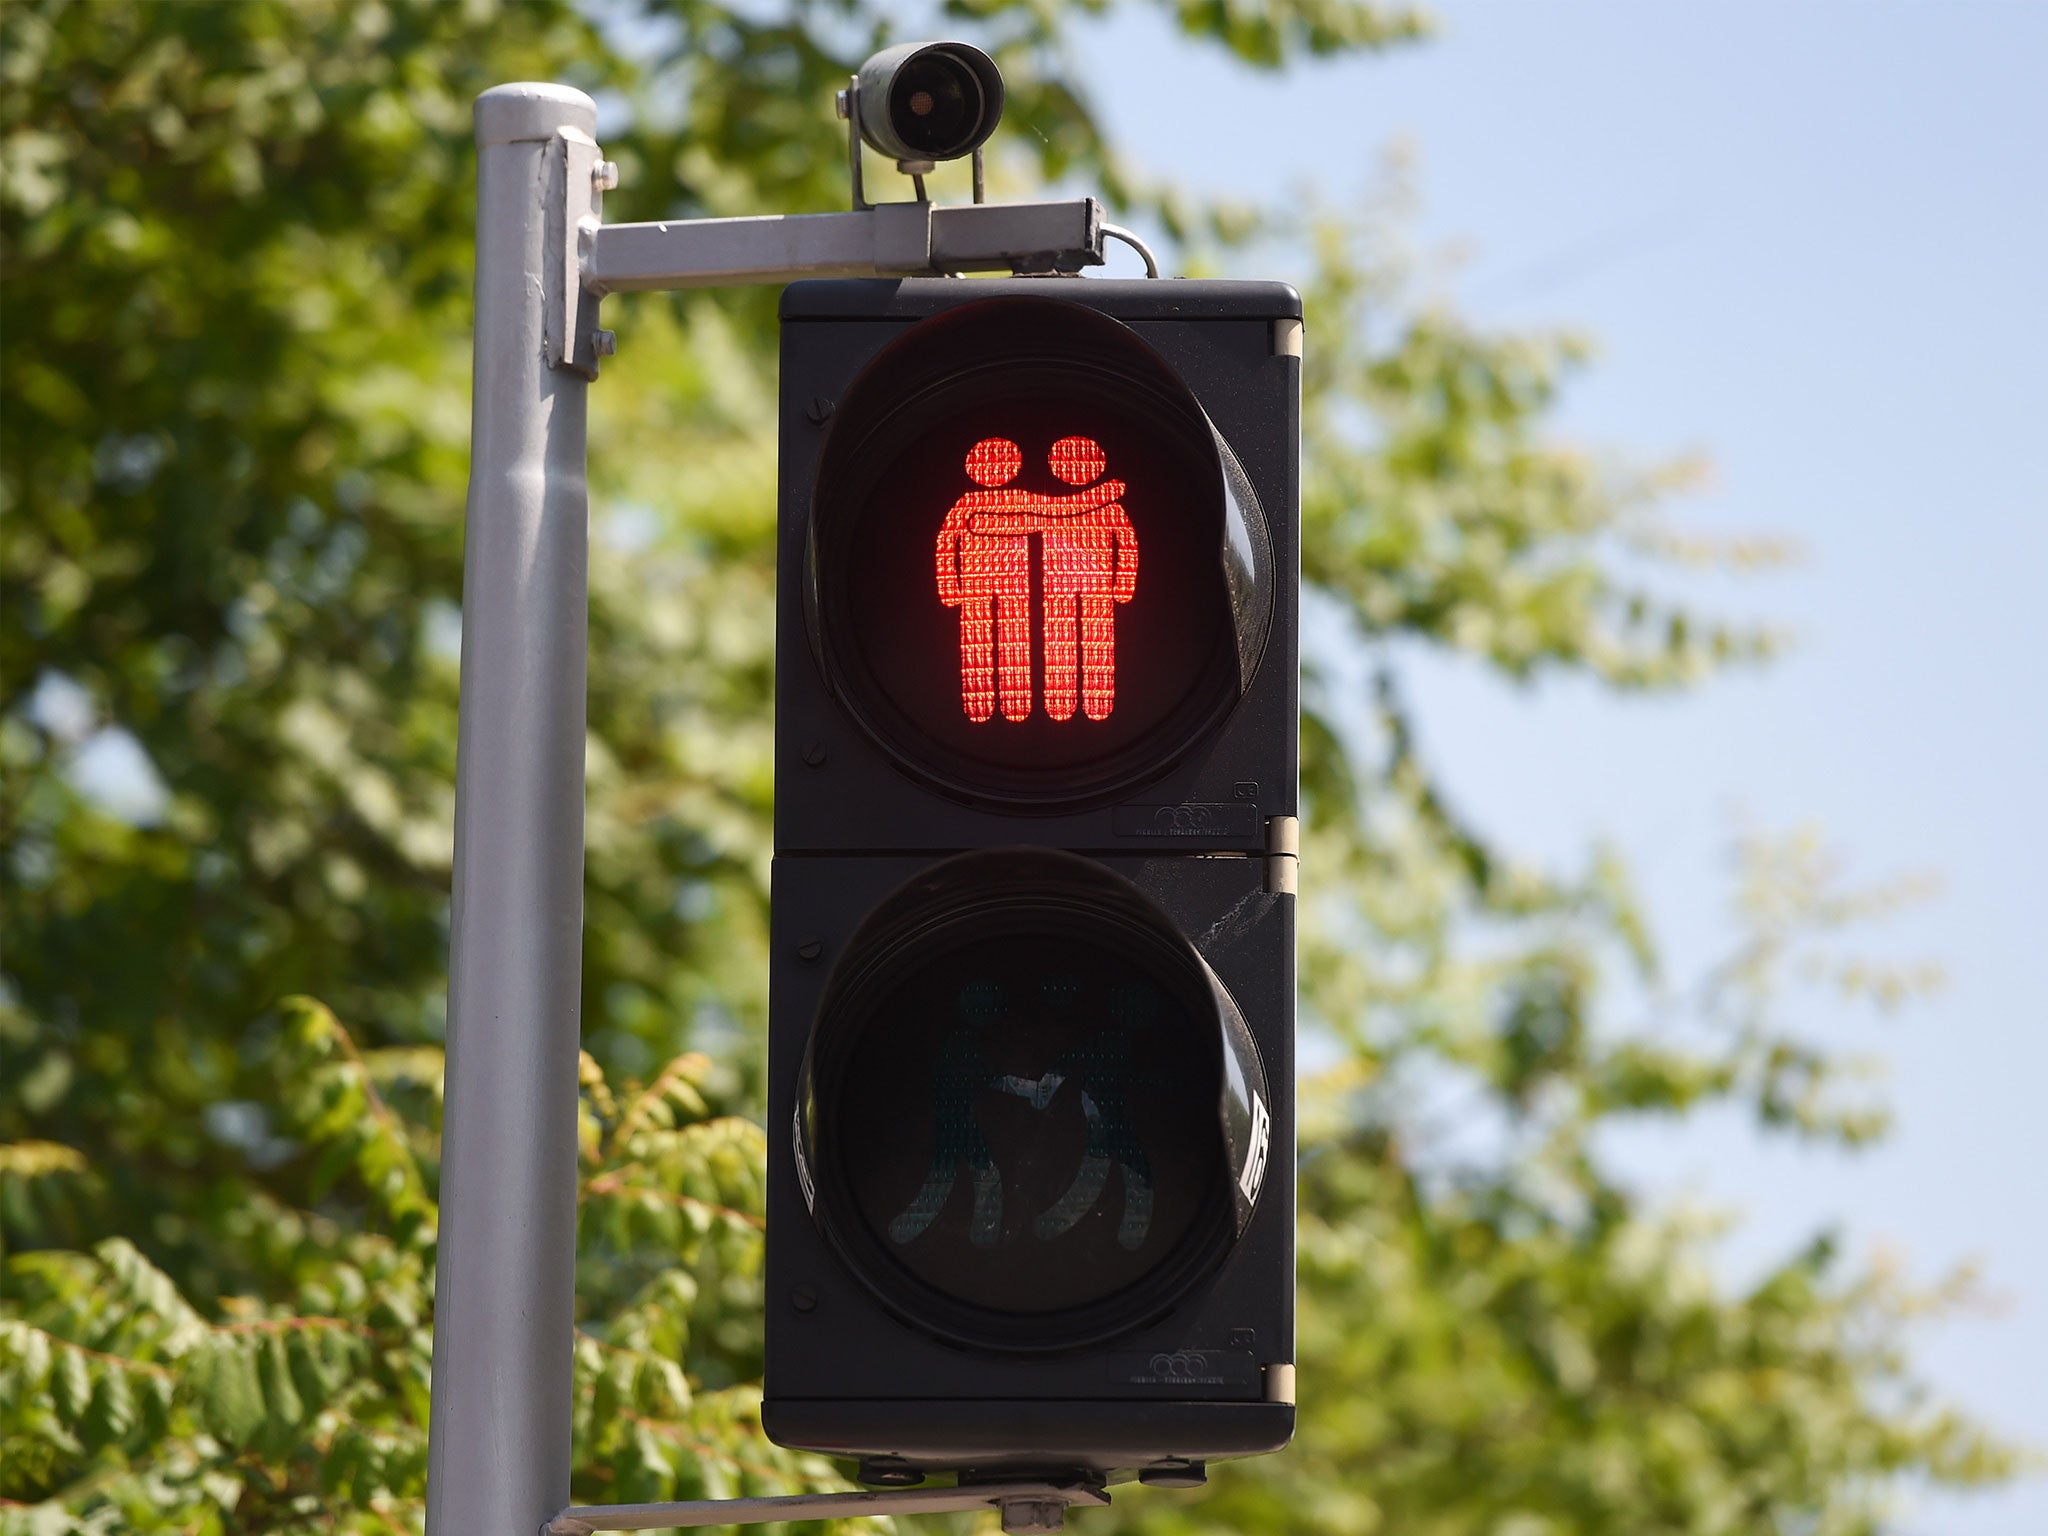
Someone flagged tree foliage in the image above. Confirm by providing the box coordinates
[0,0,2017,1531]
[0,998,830,1528]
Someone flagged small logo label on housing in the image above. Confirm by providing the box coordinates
[1109,1349,1259,1390]
[1113,803,1260,839]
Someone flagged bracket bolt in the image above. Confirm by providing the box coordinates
[801,738,828,767]
[593,329,617,357]
[858,1457,922,1488]
[805,395,835,426]
[592,160,620,191]
[797,938,824,964]
[1000,1499,1067,1535]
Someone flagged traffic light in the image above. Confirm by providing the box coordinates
[765,278,1300,1487]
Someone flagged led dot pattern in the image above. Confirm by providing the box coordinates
[934,435,1138,724]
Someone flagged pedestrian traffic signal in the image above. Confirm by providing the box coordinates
[766,278,1300,1487]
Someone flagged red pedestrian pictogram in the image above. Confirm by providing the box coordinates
[952,436,1138,721]
[935,437,1132,722]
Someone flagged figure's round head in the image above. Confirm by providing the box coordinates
[964,437,1022,487]
[1049,435,1106,486]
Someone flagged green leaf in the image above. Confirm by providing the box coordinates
[79,1359,136,1451]
[257,1329,305,1429]
[191,1338,265,1448]
[49,1343,91,1422]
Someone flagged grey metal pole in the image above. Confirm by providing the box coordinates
[427,82,600,1536]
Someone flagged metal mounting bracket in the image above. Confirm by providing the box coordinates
[554,118,1116,378]
[838,74,868,211]
[1266,814,1300,896]
[545,1478,1110,1535]
[543,125,605,379]
[582,197,1104,296]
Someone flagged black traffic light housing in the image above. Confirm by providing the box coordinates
[766,278,1300,1483]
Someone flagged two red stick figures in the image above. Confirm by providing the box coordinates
[934,436,1139,723]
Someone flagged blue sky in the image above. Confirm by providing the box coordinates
[1063,2,2046,1529]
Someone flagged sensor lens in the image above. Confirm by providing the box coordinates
[890,49,983,158]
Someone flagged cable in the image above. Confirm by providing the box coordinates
[1100,223,1159,278]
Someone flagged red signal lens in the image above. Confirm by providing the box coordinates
[809,296,1269,807]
